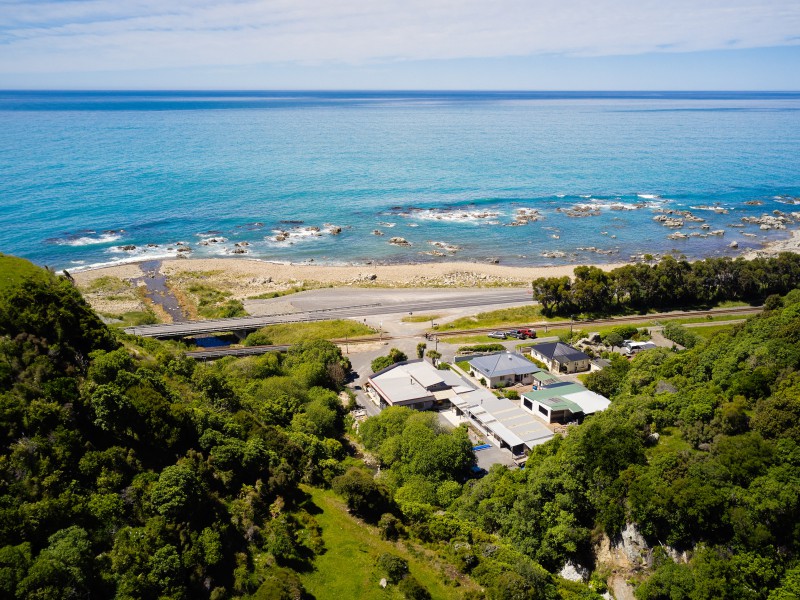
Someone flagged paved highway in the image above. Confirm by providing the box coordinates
[124,289,532,338]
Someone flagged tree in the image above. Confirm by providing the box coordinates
[17,526,93,600]
[376,553,409,583]
[150,464,203,520]
[371,348,408,373]
[331,467,389,519]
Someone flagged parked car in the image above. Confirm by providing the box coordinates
[487,331,507,339]
[505,330,523,339]
[517,328,536,339]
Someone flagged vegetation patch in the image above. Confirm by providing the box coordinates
[434,305,550,331]
[244,319,375,346]
[0,253,51,293]
[401,313,442,323]
[184,283,246,319]
[99,309,159,327]
[299,487,471,600]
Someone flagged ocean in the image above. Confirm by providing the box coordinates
[0,90,799,271]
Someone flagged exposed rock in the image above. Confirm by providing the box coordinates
[120,245,136,251]
[372,229,384,236]
[234,241,250,247]
[729,241,739,249]
[389,237,411,246]
[232,248,247,254]
[745,199,764,205]
[667,232,688,240]
[560,561,590,582]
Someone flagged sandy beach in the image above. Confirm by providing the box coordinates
[71,228,800,319]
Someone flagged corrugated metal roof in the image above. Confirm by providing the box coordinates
[469,352,540,378]
[530,342,590,363]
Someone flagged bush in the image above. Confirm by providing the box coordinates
[505,390,520,400]
[378,513,402,540]
[398,575,431,600]
[662,322,700,349]
[376,553,409,583]
[371,348,408,373]
[457,344,505,353]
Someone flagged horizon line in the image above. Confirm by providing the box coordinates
[1,88,799,93]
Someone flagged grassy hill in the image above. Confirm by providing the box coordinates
[0,253,51,293]
[299,486,480,599]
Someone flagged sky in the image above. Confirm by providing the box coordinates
[1,0,799,90]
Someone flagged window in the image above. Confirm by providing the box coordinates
[538,405,548,416]
[523,398,532,410]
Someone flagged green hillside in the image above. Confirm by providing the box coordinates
[0,253,51,293]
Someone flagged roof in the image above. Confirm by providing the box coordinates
[522,382,610,416]
[530,342,590,364]
[532,371,561,384]
[592,358,612,368]
[537,395,584,413]
[466,395,554,448]
[469,352,540,378]
[369,360,446,404]
[369,359,484,407]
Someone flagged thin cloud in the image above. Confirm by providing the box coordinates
[0,0,798,74]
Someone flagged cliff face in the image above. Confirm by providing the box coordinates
[594,523,690,600]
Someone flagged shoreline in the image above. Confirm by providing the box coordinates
[71,226,800,288]
[70,230,800,318]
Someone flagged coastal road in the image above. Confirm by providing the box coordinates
[125,288,532,338]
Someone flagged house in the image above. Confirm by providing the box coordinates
[367,360,473,410]
[460,393,554,455]
[368,360,554,456]
[529,342,591,374]
[468,352,539,388]
[521,382,610,424]
[590,358,612,372]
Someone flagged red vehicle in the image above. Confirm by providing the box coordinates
[516,328,536,339]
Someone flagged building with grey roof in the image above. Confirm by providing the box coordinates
[529,341,591,374]
[367,360,556,456]
[468,352,540,388]
[521,382,610,424]
[367,360,473,410]
[464,395,555,455]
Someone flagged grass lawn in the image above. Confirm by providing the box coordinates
[647,426,692,460]
[401,313,442,323]
[247,319,375,345]
[434,305,559,331]
[455,361,472,373]
[689,323,742,340]
[299,486,476,600]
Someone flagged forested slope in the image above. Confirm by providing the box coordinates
[450,289,800,598]
[0,256,357,598]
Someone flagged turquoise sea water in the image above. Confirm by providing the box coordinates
[0,91,799,270]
